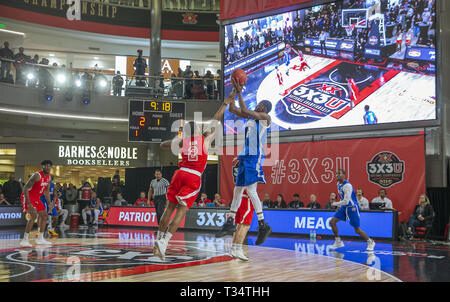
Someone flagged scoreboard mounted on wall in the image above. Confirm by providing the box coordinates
[128,99,185,143]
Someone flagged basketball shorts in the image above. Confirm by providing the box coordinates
[167,169,202,209]
[284,53,290,67]
[333,205,360,228]
[41,198,58,216]
[235,157,266,187]
[21,193,45,213]
[235,193,254,226]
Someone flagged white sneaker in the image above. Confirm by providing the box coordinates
[366,239,376,251]
[36,238,52,245]
[329,240,345,249]
[153,239,167,261]
[19,239,32,247]
[230,247,249,261]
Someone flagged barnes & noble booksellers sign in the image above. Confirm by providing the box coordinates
[58,145,144,167]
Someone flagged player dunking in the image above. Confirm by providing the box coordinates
[20,160,53,247]
[216,77,272,245]
[152,90,233,260]
[290,50,311,72]
[329,169,375,251]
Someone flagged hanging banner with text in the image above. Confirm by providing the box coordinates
[220,135,425,222]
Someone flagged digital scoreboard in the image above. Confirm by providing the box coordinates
[128,99,185,143]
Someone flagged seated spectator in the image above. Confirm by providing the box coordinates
[288,194,304,208]
[197,193,212,207]
[406,194,435,239]
[371,189,393,209]
[324,192,338,209]
[135,191,150,207]
[113,193,127,206]
[262,193,272,208]
[272,194,287,208]
[213,193,226,207]
[0,193,11,205]
[356,189,369,210]
[306,194,321,209]
[81,197,103,227]
[80,182,93,201]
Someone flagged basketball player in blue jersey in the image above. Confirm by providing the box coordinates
[39,181,58,237]
[216,77,272,245]
[329,169,375,251]
[363,105,378,125]
[283,44,302,76]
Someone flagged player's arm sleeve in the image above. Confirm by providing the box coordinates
[332,184,352,207]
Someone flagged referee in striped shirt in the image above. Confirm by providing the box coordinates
[148,169,170,225]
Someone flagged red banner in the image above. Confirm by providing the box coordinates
[220,135,425,222]
[220,0,311,20]
[105,207,185,228]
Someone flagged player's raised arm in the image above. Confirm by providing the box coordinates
[233,78,270,122]
[160,135,182,150]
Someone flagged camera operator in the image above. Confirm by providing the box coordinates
[133,49,147,87]
[112,71,124,96]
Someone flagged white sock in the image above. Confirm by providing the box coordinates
[24,233,29,240]
[229,212,236,219]
[164,232,173,244]
[157,231,163,240]
[367,238,373,243]
[257,213,264,221]
[335,237,341,242]
[38,232,44,240]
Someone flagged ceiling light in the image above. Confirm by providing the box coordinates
[49,54,55,57]
[94,57,99,60]
[0,28,25,36]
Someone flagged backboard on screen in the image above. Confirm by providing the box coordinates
[222,0,437,136]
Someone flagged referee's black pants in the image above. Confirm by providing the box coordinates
[154,195,167,225]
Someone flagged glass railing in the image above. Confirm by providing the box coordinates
[0,57,223,100]
[85,0,220,11]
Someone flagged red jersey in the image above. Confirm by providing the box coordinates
[24,170,51,201]
[179,135,208,175]
[277,70,283,85]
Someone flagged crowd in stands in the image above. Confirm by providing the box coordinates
[225,0,436,65]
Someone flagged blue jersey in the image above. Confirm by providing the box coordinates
[337,180,358,209]
[90,198,103,215]
[238,118,268,161]
[364,111,377,124]
[40,182,54,205]
[236,118,269,187]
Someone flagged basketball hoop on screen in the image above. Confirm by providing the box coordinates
[345,19,367,37]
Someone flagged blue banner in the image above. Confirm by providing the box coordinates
[249,209,395,239]
[305,37,355,52]
[405,46,436,62]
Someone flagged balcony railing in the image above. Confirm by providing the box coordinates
[0,57,223,101]
[84,0,220,12]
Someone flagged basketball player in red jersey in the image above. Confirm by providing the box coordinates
[276,65,284,95]
[346,75,359,108]
[153,91,234,260]
[19,160,53,247]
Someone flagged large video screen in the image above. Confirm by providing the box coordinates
[223,0,437,135]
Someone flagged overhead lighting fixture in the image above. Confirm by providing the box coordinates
[27,73,35,80]
[49,54,55,57]
[0,107,128,122]
[75,79,82,87]
[57,74,66,84]
[0,28,25,36]
[94,57,99,60]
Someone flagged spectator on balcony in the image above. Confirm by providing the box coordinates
[216,69,222,100]
[0,193,12,206]
[183,65,194,99]
[288,193,304,208]
[112,71,124,96]
[203,70,215,99]
[306,194,321,209]
[135,191,150,207]
[0,41,14,83]
[134,49,147,87]
[13,47,30,85]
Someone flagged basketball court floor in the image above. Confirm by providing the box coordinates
[0,227,448,282]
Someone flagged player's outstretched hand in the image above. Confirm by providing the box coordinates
[231,77,243,93]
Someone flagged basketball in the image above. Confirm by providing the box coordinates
[231,69,247,86]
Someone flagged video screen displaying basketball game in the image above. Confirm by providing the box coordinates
[222,0,437,135]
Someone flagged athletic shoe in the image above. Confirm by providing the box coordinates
[366,239,376,251]
[153,239,167,261]
[48,229,58,237]
[36,238,52,245]
[329,240,345,249]
[19,239,32,247]
[255,220,272,245]
[230,247,249,261]
[215,217,236,238]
